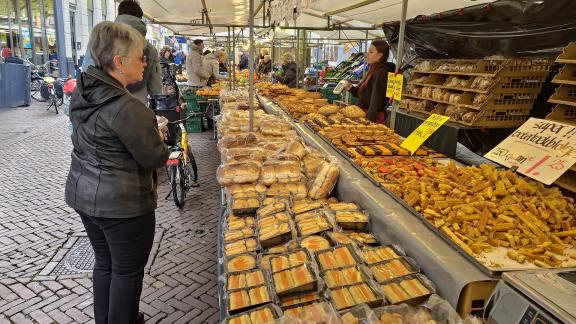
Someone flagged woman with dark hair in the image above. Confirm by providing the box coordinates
[344,40,396,123]
[159,45,179,99]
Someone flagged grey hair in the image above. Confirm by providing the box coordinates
[88,21,146,72]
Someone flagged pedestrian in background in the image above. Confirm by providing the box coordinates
[186,39,210,88]
[274,52,297,88]
[81,0,161,104]
[238,52,249,70]
[65,21,169,324]
[204,50,229,86]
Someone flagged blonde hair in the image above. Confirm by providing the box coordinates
[282,52,294,64]
[214,50,227,60]
[88,21,146,72]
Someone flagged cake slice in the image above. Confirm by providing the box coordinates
[317,251,337,270]
[291,265,314,287]
[349,284,376,304]
[245,270,265,287]
[381,282,410,304]
[229,290,250,311]
[249,286,270,305]
[289,250,308,267]
[228,273,246,290]
[330,287,355,310]
[334,246,356,267]
[273,270,295,293]
[400,278,430,298]
[271,255,290,273]
[250,308,275,324]
[341,266,363,285]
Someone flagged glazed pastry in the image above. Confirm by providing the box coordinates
[249,286,270,305]
[362,250,381,264]
[341,312,360,324]
[317,251,337,270]
[292,265,314,287]
[259,222,289,241]
[341,266,363,285]
[257,202,287,218]
[229,290,250,311]
[228,273,246,290]
[227,255,256,272]
[376,247,399,261]
[324,269,345,288]
[289,250,308,267]
[300,236,330,252]
[329,232,355,245]
[328,202,359,211]
[334,247,356,266]
[228,314,251,324]
[273,269,295,292]
[271,255,290,273]
[381,282,411,304]
[250,308,275,323]
[349,284,376,304]
[400,279,430,298]
[335,211,368,223]
[330,287,355,310]
[292,200,323,214]
[225,228,254,243]
[349,232,378,244]
[245,270,265,287]
[267,244,288,254]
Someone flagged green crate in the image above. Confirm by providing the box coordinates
[185,116,203,133]
[181,91,201,111]
[321,87,341,104]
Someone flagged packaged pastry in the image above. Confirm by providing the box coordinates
[300,235,331,252]
[231,197,261,215]
[248,286,271,305]
[227,269,266,290]
[270,249,312,273]
[348,232,378,245]
[227,183,267,199]
[261,160,302,186]
[318,105,340,116]
[296,213,333,237]
[225,227,254,243]
[260,121,292,136]
[308,162,339,199]
[327,202,359,211]
[322,265,367,288]
[258,221,293,248]
[334,210,369,230]
[256,201,288,218]
[227,273,247,291]
[218,133,259,151]
[330,282,384,311]
[227,254,257,273]
[360,246,401,265]
[267,182,308,200]
[226,304,282,324]
[341,303,379,324]
[229,290,250,312]
[283,301,336,323]
[370,258,418,283]
[330,286,356,310]
[261,196,291,207]
[227,215,255,231]
[327,231,357,246]
[294,208,328,222]
[217,161,261,186]
[349,283,378,305]
[280,291,322,307]
[400,277,432,299]
[316,245,359,270]
[257,211,290,228]
[273,263,317,295]
[259,254,274,271]
[277,140,306,159]
[225,238,258,257]
[292,200,324,214]
[227,285,272,313]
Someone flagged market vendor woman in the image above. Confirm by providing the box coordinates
[65,21,169,324]
[344,40,396,123]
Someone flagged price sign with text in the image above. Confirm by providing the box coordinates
[386,73,403,100]
[401,114,450,155]
[485,118,576,185]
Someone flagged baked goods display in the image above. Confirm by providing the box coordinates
[227,254,257,272]
[360,246,401,265]
[231,198,261,215]
[370,258,417,282]
[295,210,333,236]
[307,162,339,199]
[228,285,272,313]
[300,235,331,252]
[322,265,367,288]
[270,249,311,273]
[266,182,307,199]
[225,227,254,243]
[261,160,302,186]
[226,215,254,231]
[381,276,432,304]
[227,269,266,290]
[279,291,321,307]
[226,304,279,324]
[225,238,258,257]
[217,161,261,186]
[283,302,335,323]
[272,263,317,295]
[316,245,359,270]
[354,157,440,185]
[386,162,576,268]
[334,210,369,230]
[330,283,381,310]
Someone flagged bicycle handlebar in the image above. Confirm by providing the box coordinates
[168,112,204,125]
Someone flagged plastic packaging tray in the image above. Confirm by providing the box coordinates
[224,283,277,315]
[368,257,420,283]
[224,303,283,324]
[326,280,386,311]
[269,248,316,273]
[223,227,255,243]
[272,262,321,297]
[225,268,268,291]
[357,245,405,265]
[333,210,370,231]
[225,252,259,273]
[257,219,295,249]
[379,273,436,306]
[224,237,260,257]
[320,264,374,289]
[314,244,363,271]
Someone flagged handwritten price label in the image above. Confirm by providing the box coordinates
[401,114,449,155]
[485,118,576,184]
[386,73,404,101]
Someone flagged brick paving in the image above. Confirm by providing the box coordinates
[0,102,221,323]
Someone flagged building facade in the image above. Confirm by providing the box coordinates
[1,0,116,76]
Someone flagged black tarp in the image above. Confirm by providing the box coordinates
[382,0,576,64]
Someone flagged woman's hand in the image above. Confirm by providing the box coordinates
[344,81,353,91]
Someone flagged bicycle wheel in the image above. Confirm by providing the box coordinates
[31,80,44,101]
[185,149,199,184]
[170,164,186,208]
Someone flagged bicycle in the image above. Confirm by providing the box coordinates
[160,113,201,208]
[24,59,58,102]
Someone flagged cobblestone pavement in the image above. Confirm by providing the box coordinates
[0,102,220,323]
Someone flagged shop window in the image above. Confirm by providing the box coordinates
[31,0,45,64]
[43,0,58,75]
[101,0,106,20]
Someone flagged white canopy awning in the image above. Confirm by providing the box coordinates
[139,0,494,42]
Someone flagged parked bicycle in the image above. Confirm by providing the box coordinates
[159,113,200,208]
[25,59,65,112]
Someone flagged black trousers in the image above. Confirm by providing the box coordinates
[79,211,155,324]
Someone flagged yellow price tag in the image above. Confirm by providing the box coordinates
[386,73,403,100]
[401,114,450,155]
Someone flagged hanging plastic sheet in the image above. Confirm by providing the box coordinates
[382,0,576,65]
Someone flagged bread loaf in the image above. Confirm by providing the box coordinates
[267,183,307,200]
[308,163,339,199]
[217,162,261,186]
[340,105,366,118]
[318,105,340,116]
[261,160,301,186]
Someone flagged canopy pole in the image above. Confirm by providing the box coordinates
[227,26,232,90]
[248,0,255,131]
[232,26,237,89]
[389,0,408,131]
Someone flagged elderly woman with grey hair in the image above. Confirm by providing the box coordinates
[275,52,298,88]
[65,21,169,324]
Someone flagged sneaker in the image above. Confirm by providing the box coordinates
[190,181,199,188]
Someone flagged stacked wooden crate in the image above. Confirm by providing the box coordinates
[400,58,553,127]
[547,42,576,193]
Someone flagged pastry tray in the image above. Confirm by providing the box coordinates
[272,262,321,297]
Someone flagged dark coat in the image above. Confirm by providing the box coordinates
[350,62,396,122]
[160,57,179,99]
[65,66,170,218]
[279,62,297,88]
[257,61,272,76]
